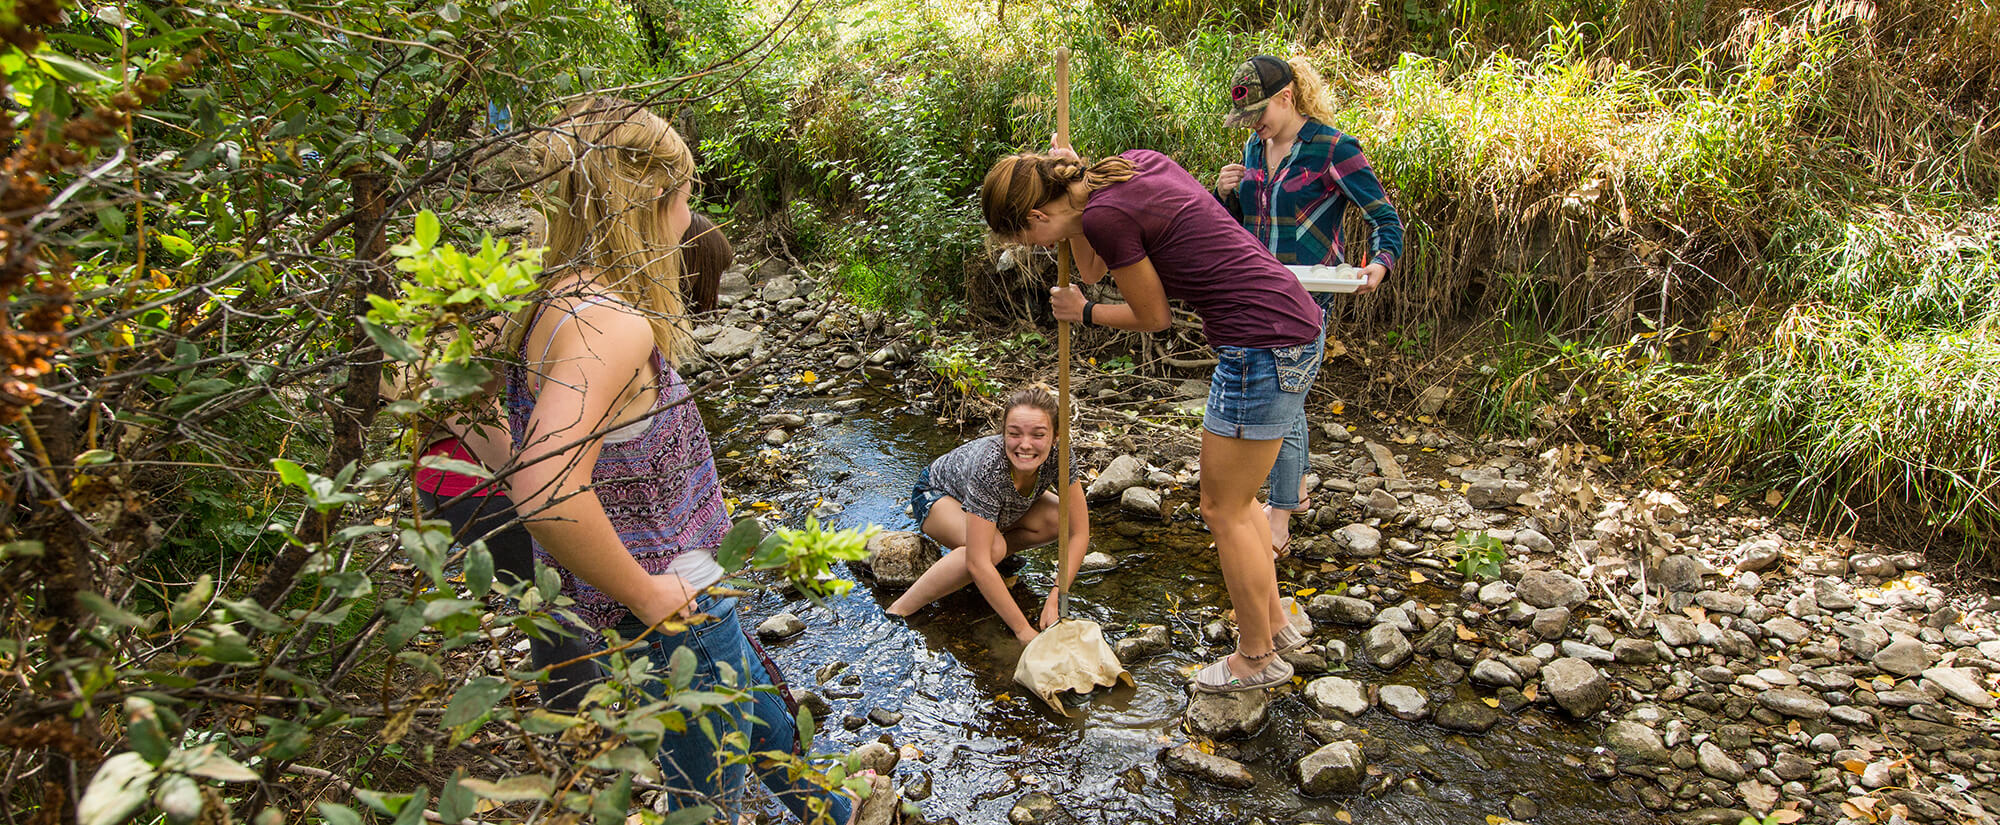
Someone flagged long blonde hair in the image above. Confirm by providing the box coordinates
[980,151,1137,238]
[1288,56,1335,123]
[512,97,696,363]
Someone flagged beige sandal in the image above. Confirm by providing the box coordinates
[1273,624,1308,654]
[1192,651,1294,694]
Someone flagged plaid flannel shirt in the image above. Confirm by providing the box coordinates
[1219,119,1402,272]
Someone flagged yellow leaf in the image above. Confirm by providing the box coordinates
[1522,684,1537,701]
[1416,415,1433,424]
[1487,816,1508,825]
[1712,493,1731,507]
[1330,402,1345,415]
[797,370,817,383]
[1409,570,1427,584]
[1482,697,1500,708]
[725,450,741,457]
[1439,480,1452,489]
[1596,454,1614,463]
[1842,759,1868,775]
[1336,811,1352,824]
[1771,810,1804,823]
[1683,606,1707,623]
[1295,588,1318,598]
[995,693,1013,702]
[1455,625,1479,641]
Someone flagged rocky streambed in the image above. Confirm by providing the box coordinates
[685,257,2000,825]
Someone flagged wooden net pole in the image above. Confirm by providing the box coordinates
[1054,47,1076,620]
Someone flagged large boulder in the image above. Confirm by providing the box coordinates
[1184,689,1268,739]
[864,531,938,587]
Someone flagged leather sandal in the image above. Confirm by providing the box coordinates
[1192,651,1294,694]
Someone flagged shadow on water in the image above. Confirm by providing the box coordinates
[708,391,1660,825]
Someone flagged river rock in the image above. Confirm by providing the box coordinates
[756,612,805,640]
[1697,741,1746,781]
[1079,551,1118,573]
[1379,685,1428,720]
[1611,638,1658,664]
[1362,488,1400,518]
[1159,744,1255,789]
[1657,554,1704,592]
[847,741,899,775]
[1305,676,1370,717]
[1008,791,1057,825]
[1087,455,1146,500]
[1115,626,1171,661]
[1542,657,1609,718]
[1185,689,1268,739]
[1472,659,1523,688]
[1296,741,1367,795]
[1308,594,1377,626]
[1756,689,1830,719]
[1737,536,1784,572]
[1603,720,1669,763]
[1477,581,1516,606]
[1120,486,1163,518]
[1921,667,1996,708]
[1362,441,1403,479]
[1531,607,1571,640]
[1516,570,1588,609]
[1435,700,1499,733]
[701,326,758,360]
[1336,523,1382,557]
[1363,624,1413,670]
[1467,479,1532,509]
[865,531,937,587]
[1873,636,1935,677]
[759,274,799,303]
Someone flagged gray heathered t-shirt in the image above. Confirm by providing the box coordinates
[922,434,1079,529]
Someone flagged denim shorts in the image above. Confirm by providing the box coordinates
[1202,333,1325,441]
[909,467,949,529]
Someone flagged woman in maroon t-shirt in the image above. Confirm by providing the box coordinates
[980,146,1324,693]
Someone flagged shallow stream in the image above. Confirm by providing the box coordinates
[708,388,1663,825]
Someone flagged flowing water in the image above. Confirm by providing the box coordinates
[708,390,1661,825]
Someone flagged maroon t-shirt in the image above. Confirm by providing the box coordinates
[1081,149,1321,349]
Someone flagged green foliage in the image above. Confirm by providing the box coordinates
[923,339,1000,397]
[367,209,544,366]
[1450,531,1508,580]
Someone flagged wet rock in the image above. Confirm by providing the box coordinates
[759,413,807,427]
[1308,594,1377,626]
[868,708,903,727]
[1079,552,1119,573]
[1336,523,1382,557]
[1756,689,1830,720]
[756,612,805,640]
[1507,794,1541,821]
[1516,570,1588,609]
[1295,741,1367,795]
[1364,624,1413,670]
[1737,536,1784,572]
[1282,647,1328,674]
[1657,554,1704,592]
[1087,455,1146,500]
[1471,659,1523,688]
[865,531,938,587]
[1542,657,1609,718]
[903,772,932,801]
[1379,685,1429,720]
[1697,741,1747,782]
[701,326,758,360]
[1120,486,1163,518]
[1114,625,1170,661]
[1604,720,1669,764]
[1682,808,1753,825]
[1008,791,1057,825]
[1306,676,1370,717]
[1467,479,1532,509]
[1920,667,1996,708]
[1185,689,1268,739]
[1434,700,1499,733]
[1873,636,1935,677]
[847,742,899,775]
[1160,744,1255,789]
[764,428,790,446]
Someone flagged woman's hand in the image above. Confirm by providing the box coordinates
[1049,284,1087,322]
[1039,588,1061,630]
[630,572,699,629]
[1047,132,1077,160]
[1353,263,1389,296]
[1215,163,1245,195]
[1015,625,1040,645]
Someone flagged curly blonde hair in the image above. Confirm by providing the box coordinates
[1287,56,1335,123]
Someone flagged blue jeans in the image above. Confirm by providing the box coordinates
[616,596,852,824]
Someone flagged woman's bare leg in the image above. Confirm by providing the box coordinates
[1200,430,1288,678]
[885,494,1059,615]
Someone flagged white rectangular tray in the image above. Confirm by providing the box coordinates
[1286,264,1368,293]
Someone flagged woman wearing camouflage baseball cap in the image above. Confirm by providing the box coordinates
[1214,54,1404,559]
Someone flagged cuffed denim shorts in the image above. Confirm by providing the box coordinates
[1202,334,1325,441]
[909,467,949,529]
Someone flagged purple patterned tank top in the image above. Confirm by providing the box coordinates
[505,312,731,629]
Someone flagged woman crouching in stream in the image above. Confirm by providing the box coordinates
[979,144,1322,693]
[886,385,1089,644]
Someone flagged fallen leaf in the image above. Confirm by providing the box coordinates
[1770,810,1804,823]
[1336,811,1352,824]
[1482,697,1500,708]
[1409,570,1427,584]
[995,693,1013,702]
[1712,494,1731,507]
[1329,401,1346,415]
[1522,684,1537,701]
[1765,489,1784,506]
[1683,605,1707,623]
[1296,588,1318,598]
[1455,625,1479,641]
[1842,759,1868,775]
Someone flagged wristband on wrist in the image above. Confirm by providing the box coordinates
[1082,301,1096,326]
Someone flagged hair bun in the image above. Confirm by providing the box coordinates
[1044,155,1086,183]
